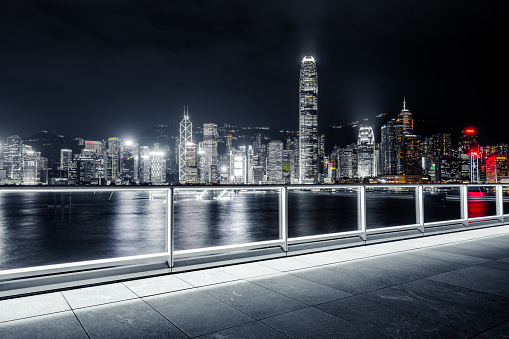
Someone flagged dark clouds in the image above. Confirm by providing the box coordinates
[0,0,507,145]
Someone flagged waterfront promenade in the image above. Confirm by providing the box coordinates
[1,225,509,338]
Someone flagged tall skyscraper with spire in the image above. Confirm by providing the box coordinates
[178,106,193,184]
[299,56,318,184]
[397,98,413,135]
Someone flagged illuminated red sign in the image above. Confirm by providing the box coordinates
[465,128,476,134]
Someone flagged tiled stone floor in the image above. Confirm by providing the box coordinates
[1,225,509,338]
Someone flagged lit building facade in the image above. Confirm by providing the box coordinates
[107,137,121,183]
[268,140,284,183]
[486,155,509,183]
[380,119,403,175]
[149,151,166,184]
[178,107,193,184]
[403,134,423,175]
[185,142,198,184]
[357,126,375,178]
[201,123,219,184]
[138,146,151,183]
[230,146,247,184]
[423,133,452,182]
[3,135,22,181]
[459,127,478,155]
[22,145,42,185]
[299,56,318,184]
[439,156,462,183]
[396,98,413,135]
[60,149,73,173]
[336,147,355,179]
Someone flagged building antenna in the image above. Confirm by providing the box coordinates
[403,97,406,110]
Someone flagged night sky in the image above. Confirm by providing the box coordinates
[1,0,507,145]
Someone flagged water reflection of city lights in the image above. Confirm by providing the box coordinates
[468,191,489,218]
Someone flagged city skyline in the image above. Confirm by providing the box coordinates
[1,1,508,144]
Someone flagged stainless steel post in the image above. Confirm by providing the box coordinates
[279,187,288,252]
[358,186,367,241]
[460,185,469,227]
[166,187,175,267]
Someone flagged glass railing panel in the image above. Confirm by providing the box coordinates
[0,190,166,271]
[423,186,461,223]
[503,186,509,215]
[288,188,358,238]
[366,187,416,229]
[173,189,279,251]
[467,186,497,218]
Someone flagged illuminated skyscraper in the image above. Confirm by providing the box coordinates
[60,149,72,173]
[138,146,151,183]
[336,147,355,179]
[230,146,247,184]
[150,150,166,184]
[486,155,508,183]
[22,145,42,185]
[380,119,403,175]
[201,123,219,184]
[185,143,198,184]
[178,106,193,184]
[459,127,478,154]
[357,126,375,178]
[268,140,284,183]
[107,137,121,183]
[397,98,413,135]
[3,135,22,181]
[299,56,318,184]
[403,134,423,175]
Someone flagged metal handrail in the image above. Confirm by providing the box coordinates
[0,184,507,280]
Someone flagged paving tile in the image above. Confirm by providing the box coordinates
[123,274,193,297]
[431,244,505,260]
[498,257,509,263]
[195,321,290,339]
[363,240,426,253]
[218,262,280,279]
[470,239,509,251]
[385,251,464,275]
[316,295,472,338]
[418,236,461,245]
[363,286,506,333]
[477,320,509,338]
[399,278,509,317]
[0,311,87,339]
[0,292,70,323]
[261,307,383,339]
[203,280,306,319]
[360,252,452,276]
[409,248,490,266]
[75,299,186,338]
[175,267,239,287]
[476,260,509,272]
[257,257,315,271]
[290,266,391,294]
[250,273,351,305]
[447,241,509,258]
[428,266,509,298]
[292,252,345,265]
[62,283,138,309]
[144,289,253,337]
[348,245,399,256]
[324,256,427,287]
